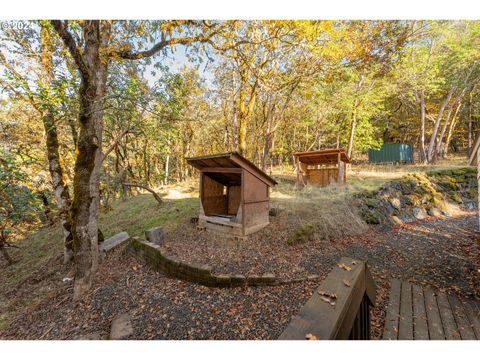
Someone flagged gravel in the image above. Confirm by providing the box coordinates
[1,213,478,340]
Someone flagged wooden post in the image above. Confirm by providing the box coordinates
[295,155,300,186]
[337,152,343,185]
[241,169,246,236]
[295,156,306,187]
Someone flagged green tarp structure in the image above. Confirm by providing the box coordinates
[368,143,413,163]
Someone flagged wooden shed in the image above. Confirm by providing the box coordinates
[294,148,350,187]
[186,152,277,237]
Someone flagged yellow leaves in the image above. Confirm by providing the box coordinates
[318,290,337,306]
[318,290,337,299]
[319,296,336,306]
[337,262,352,271]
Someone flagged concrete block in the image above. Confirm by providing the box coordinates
[145,226,164,245]
[99,232,130,254]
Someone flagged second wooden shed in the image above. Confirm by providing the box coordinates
[186,152,277,237]
[294,148,350,187]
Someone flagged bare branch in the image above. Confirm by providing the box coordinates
[50,20,89,80]
[122,182,162,205]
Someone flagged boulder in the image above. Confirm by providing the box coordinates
[145,226,164,245]
[465,202,476,210]
[389,197,402,210]
[427,208,443,217]
[399,212,414,223]
[391,215,403,225]
[110,313,134,340]
[412,207,427,220]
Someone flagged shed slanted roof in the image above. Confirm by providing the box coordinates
[186,152,277,186]
[294,148,350,165]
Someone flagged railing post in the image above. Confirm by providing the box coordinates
[278,257,376,340]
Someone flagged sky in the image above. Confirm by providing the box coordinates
[142,44,216,90]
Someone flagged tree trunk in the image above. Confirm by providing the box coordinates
[347,75,365,159]
[238,82,247,156]
[261,132,272,172]
[165,135,170,185]
[418,91,427,162]
[444,102,462,157]
[477,144,480,231]
[231,72,239,150]
[427,87,455,162]
[436,104,454,159]
[347,105,358,159]
[0,232,14,265]
[54,20,112,300]
[40,25,74,263]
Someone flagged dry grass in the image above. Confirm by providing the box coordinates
[270,181,369,241]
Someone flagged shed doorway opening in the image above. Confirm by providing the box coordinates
[201,173,241,222]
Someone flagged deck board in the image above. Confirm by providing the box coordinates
[436,292,461,340]
[463,300,480,340]
[412,284,429,340]
[398,282,413,340]
[383,280,478,340]
[448,295,476,340]
[424,288,445,340]
[383,279,401,340]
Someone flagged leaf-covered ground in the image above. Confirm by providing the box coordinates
[1,212,478,340]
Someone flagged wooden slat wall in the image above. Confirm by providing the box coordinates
[243,171,269,228]
[227,185,241,215]
[307,168,338,187]
[201,175,226,215]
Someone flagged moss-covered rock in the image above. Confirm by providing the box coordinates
[355,167,477,226]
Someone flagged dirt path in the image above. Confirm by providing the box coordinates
[1,214,478,340]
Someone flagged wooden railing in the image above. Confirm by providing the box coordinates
[278,257,376,340]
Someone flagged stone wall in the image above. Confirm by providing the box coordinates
[355,167,477,225]
[127,238,318,287]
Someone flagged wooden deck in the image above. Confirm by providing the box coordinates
[383,279,480,340]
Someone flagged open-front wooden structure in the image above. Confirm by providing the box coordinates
[294,148,350,187]
[186,152,277,237]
